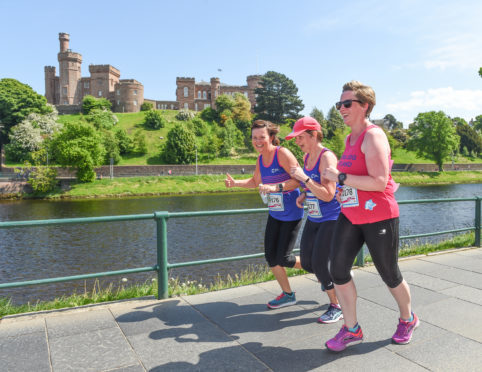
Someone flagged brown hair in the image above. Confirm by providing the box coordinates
[342,80,376,117]
[305,130,323,143]
[251,119,280,145]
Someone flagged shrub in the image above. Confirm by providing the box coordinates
[200,107,216,122]
[114,128,133,154]
[143,110,166,130]
[85,108,118,130]
[175,109,195,121]
[82,95,112,114]
[133,130,148,154]
[140,102,153,111]
[191,117,209,136]
[162,124,196,164]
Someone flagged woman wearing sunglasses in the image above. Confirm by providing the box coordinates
[225,120,303,309]
[285,116,343,324]
[323,81,418,352]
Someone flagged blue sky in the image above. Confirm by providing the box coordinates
[1,0,481,127]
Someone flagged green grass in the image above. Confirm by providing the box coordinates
[392,170,482,185]
[1,233,477,318]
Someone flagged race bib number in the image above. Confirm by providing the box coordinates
[306,193,322,218]
[340,186,359,208]
[268,192,285,211]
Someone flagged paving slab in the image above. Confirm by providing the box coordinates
[0,331,51,372]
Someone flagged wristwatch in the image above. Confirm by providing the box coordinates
[338,173,347,186]
[278,183,284,192]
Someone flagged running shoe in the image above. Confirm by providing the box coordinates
[318,304,343,324]
[392,312,419,344]
[267,292,296,309]
[325,324,364,352]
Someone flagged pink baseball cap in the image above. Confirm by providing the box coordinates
[285,117,321,140]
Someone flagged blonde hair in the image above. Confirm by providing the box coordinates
[342,80,376,117]
[305,130,323,143]
[251,120,280,145]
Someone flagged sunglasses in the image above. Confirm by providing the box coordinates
[335,99,363,110]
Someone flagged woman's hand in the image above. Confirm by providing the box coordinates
[259,183,277,193]
[290,166,306,182]
[296,193,306,208]
[225,173,236,188]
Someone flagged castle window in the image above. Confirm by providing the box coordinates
[244,91,248,98]
[157,104,161,109]
[64,101,68,105]
[117,100,120,105]
[197,91,201,99]
[183,87,189,97]
[184,103,188,109]
[117,89,120,95]
[133,90,137,96]
[195,103,198,111]
[84,82,90,88]
[203,91,207,99]
[98,90,102,97]
[62,87,67,95]
[133,100,137,106]
[171,104,174,109]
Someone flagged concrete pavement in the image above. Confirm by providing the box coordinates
[1,247,481,371]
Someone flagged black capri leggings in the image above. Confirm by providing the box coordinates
[330,214,403,288]
[264,215,302,268]
[300,219,336,291]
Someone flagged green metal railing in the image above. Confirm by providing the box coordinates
[0,197,480,300]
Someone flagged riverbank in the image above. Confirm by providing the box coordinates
[1,170,481,200]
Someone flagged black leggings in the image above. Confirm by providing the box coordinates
[330,214,403,288]
[300,219,336,291]
[264,215,302,268]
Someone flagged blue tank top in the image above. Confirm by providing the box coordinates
[302,148,341,222]
[259,147,303,221]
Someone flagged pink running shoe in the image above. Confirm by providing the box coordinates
[392,312,419,344]
[325,324,364,352]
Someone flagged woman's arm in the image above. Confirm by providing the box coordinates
[274,147,301,192]
[225,159,262,189]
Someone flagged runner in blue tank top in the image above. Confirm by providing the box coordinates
[286,117,344,324]
[225,120,303,309]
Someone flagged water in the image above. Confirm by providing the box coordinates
[0,184,480,304]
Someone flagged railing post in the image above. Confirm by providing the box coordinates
[154,211,169,299]
[356,244,365,267]
[475,197,481,247]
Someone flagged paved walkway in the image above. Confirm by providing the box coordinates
[1,247,481,371]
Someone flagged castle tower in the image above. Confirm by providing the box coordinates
[210,77,220,109]
[44,66,59,104]
[247,75,262,109]
[176,77,195,110]
[57,32,82,105]
[113,79,144,113]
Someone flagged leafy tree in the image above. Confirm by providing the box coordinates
[383,114,403,130]
[281,139,304,164]
[81,95,112,114]
[191,117,209,136]
[479,67,482,78]
[232,93,252,123]
[254,71,304,123]
[4,108,61,162]
[140,102,153,111]
[143,110,166,130]
[23,149,58,193]
[454,118,482,157]
[473,115,482,133]
[0,78,52,152]
[50,121,105,182]
[162,124,196,164]
[326,106,345,139]
[200,107,217,122]
[310,107,328,137]
[85,108,118,130]
[199,133,220,161]
[325,128,347,159]
[215,94,235,114]
[132,130,148,154]
[101,130,121,164]
[114,128,133,154]
[407,111,460,171]
[390,128,409,148]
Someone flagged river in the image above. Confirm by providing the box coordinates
[0,183,480,304]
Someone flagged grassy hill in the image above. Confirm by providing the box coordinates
[42,111,482,166]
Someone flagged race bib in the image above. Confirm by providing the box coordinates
[268,192,285,211]
[340,186,359,208]
[306,192,322,218]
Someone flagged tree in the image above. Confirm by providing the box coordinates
[140,102,153,111]
[85,108,118,130]
[0,78,52,152]
[473,115,482,133]
[50,121,105,182]
[454,118,482,157]
[23,149,58,193]
[479,67,482,78]
[326,106,345,139]
[254,71,304,123]
[383,114,403,130]
[81,95,112,114]
[310,107,328,137]
[143,110,166,130]
[232,93,252,123]
[162,124,196,164]
[407,111,460,171]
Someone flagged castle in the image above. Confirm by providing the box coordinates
[45,33,261,113]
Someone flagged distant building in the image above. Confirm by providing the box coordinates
[45,33,261,114]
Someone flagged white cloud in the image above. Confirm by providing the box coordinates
[423,34,482,70]
[385,87,482,124]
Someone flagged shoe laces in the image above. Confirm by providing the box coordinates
[395,319,410,336]
[275,293,285,301]
[334,326,350,341]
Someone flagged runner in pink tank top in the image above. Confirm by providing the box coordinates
[324,81,418,353]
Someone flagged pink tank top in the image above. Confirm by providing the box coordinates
[337,125,399,224]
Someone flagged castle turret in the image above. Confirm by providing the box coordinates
[247,75,262,109]
[44,66,59,104]
[210,77,220,109]
[57,33,82,105]
[113,79,144,113]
